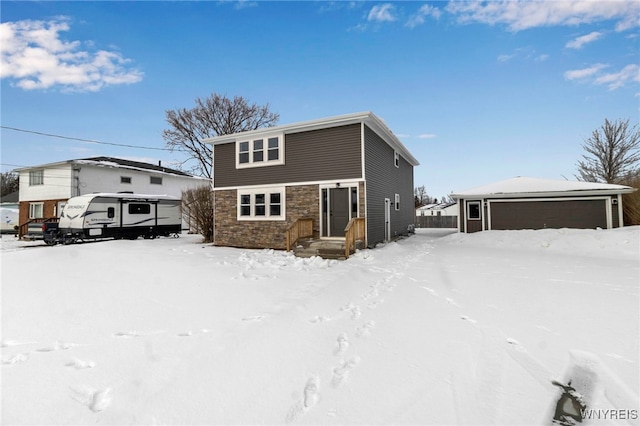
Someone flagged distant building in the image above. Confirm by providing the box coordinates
[14,157,208,236]
[415,201,458,229]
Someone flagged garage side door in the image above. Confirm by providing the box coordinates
[490,199,607,230]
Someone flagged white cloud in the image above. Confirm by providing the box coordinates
[497,47,548,63]
[564,63,639,90]
[564,63,608,80]
[566,31,603,49]
[446,0,639,32]
[406,4,441,29]
[367,4,396,23]
[418,133,437,139]
[0,18,143,92]
[497,53,515,63]
[593,64,640,90]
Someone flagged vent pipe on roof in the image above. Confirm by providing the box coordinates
[158,161,162,167]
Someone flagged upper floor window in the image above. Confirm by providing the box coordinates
[150,176,163,185]
[236,134,284,169]
[121,176,132,184]
[394,151,400,168]
[29,170,44,186]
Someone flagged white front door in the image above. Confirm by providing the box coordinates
[384,198,391,241]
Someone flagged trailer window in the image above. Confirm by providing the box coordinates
[129,203,151,214]
[108,207,115,218]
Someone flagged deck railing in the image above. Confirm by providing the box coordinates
[18,217,59,239]
[286,217,314,252]
[344,217,366,259]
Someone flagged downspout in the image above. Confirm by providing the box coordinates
[73,167,81,196]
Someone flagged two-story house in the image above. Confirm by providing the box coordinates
[205,111,419,251]
[15,156,208,236]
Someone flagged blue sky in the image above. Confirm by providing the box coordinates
[1,1,639,199]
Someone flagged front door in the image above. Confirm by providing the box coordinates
[329,188,350,236]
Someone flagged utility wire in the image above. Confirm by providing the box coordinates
[1,126,172,151]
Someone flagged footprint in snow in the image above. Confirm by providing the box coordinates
[460,315,477,324]
[333,333,349,356]
[1,339,37,348]
[242,315,265,322]
[177,331,193,337]
[113,331,140,338]
[356,321,375,338]
[445,297,460,307]
[285,376,320,424]
[340,302,361,320]
[421,286,438,296]
[37,341,74,352]
[331,356,360,388]
[69,386,112,413]
[309,316,331,323]
[367,299,384,309]
[2,352,30,365]
[66,358,96,370]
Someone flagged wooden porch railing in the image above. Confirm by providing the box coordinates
[18,217,59,239]
[344,217,366,259]
[286,217,314,252]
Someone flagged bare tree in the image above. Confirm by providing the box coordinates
[414,185,431,207]
[576,118,640,184]
[182,186,214,243]
[1,171,19,197]
[163,94,280,179]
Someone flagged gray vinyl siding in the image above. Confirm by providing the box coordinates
[214,124,362,188]
[364,125,414,246]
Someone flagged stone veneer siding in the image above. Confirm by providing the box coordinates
[214,185,321,250]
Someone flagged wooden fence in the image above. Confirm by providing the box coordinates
[415,216,458,229]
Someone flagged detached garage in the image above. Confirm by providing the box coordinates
[451,177,636,233]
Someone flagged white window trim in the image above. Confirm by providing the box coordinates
[394,151,400,168]
[237,186,286,221]
[29,170,44,186]
[394,193,400,211]
[235,133,285,169]
[467,201,481,220]
[29,202,44,219]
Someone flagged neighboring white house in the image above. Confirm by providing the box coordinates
[14,157,209,236]
[416,201,457,217]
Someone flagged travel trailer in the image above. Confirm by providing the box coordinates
[43,193,181,245]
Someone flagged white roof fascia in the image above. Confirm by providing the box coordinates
[204,111,420,166]
[451,177,636,199]
[451,189,636,199]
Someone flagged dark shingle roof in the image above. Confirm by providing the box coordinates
[77,156,194,177]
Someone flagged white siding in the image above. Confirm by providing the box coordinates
[78,166,207,198]
[19,165,74,202]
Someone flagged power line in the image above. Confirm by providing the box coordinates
[1,126,172,151]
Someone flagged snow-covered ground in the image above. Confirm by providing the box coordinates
[1,228,638,425]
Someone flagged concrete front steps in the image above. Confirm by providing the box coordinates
[292,238,365,260]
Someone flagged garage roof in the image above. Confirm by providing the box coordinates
[451,177,636,199]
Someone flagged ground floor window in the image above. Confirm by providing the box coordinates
[237,187,285,220]
[29,202,44,219]
[467,201,481,220]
